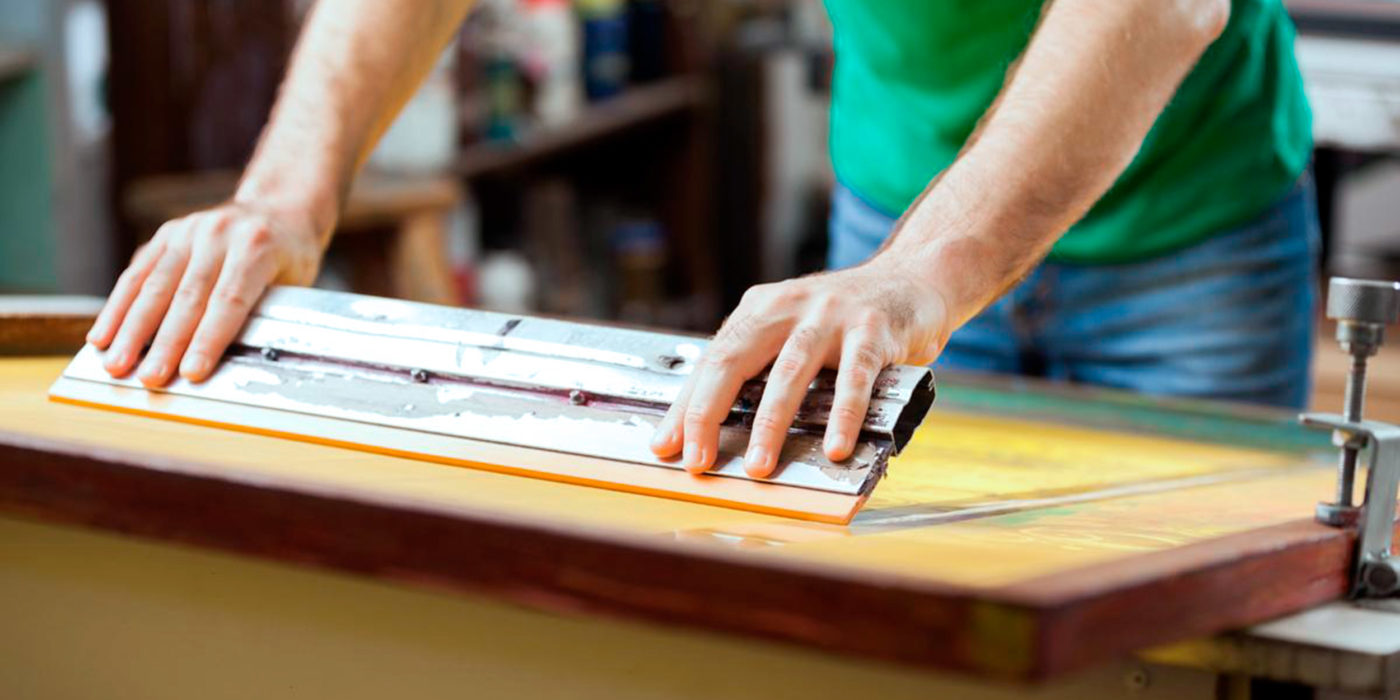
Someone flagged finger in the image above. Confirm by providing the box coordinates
[136,220,231,387]
[179,240,278,382]
[681,317,787,474]
[743,326,834,478]
[86,233,169,349]
[650,372,696,458]
[823,330,887,462]
[652,305,767,458]
[102,241,191,377]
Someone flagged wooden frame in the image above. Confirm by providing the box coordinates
[0,421,1384,682]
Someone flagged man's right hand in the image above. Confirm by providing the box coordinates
[86,201,324,387]
[83,0,478,385]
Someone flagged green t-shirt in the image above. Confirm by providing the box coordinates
[824,0,1312,264]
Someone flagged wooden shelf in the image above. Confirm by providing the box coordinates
[454,75,708,179]
[124,170,462,232]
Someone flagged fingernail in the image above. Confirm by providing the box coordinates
[181,353,211,380]
[825,432,848,459]
[650,427,677,450]
[139,359,169,384]
[744,445,771,476]
[683,441,705,472]
[105,348,132,373]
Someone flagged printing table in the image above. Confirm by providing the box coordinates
[2,354,1397,699]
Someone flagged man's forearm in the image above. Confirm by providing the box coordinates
[882,0,1230,330]
[235,0,475,242]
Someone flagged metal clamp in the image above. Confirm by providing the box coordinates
[1301,413,1400,597]
[1314,278,1400,526]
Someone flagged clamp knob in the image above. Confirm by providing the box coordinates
[1328,278,1400,326]
[1328,278,1400,357]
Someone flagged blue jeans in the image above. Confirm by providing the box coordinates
[828,179,1321,409]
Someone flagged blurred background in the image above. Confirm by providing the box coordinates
[0,0,1398,338]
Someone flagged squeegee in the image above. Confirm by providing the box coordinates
[48,287,936,523]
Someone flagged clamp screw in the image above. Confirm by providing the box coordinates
[411,369,430,383]
[1363,560,1400,597]
[261,347,280,362]
[569,389,587,406]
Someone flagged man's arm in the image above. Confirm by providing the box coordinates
[88,0,474,386]
[884,0,1231,329]
[651,0,1231,476]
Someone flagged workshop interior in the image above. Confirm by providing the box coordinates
[4,1,1400,698]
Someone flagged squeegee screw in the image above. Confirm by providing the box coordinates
[658,354,685,369]
[569,389,587,406]
[411,369,430,383]
[261,347,280,362]
[1124,667,1150,692]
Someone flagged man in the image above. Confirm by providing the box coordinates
[88,0,1315,483]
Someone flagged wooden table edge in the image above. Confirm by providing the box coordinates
[0,297,105,355]
[0,428,1020,677]
[999,517,1376,679]
[0,423,1366,683]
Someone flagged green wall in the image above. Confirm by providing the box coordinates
[0,65,58,292]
